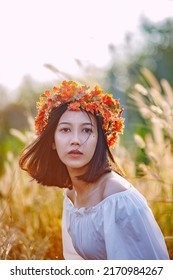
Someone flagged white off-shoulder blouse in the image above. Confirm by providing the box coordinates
[62,186,169,260]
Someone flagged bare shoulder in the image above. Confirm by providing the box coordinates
[103,172,131,199]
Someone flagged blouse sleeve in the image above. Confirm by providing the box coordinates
[103,188,169,260]
[62,197,84,260]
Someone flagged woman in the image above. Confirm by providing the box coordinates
[19,80,169,260]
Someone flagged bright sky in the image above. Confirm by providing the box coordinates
[0,0,173,90]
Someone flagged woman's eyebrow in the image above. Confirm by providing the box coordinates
[58,122,94,126]
[82,122,94,126]
[58,122,71,126]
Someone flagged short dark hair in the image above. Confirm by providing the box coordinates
[19,103,124,188]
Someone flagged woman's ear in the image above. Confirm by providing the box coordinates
[52,142,56,150]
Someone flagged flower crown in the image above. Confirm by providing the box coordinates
[35,80,124,148]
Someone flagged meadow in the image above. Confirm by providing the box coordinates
[0,69,172,259]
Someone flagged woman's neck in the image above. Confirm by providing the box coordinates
[68,167,91,195]
[72,182,102,208]
[67,167,111,208]
[67,165,86,187]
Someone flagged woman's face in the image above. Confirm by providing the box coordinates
[54,110,98,171]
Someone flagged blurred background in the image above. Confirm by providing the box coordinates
[0,0,173,259]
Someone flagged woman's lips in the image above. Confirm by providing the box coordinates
[68,150,83,154]
[68,150,83,156]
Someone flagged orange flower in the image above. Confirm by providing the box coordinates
[85,102,99,114]
[68,102,80,111]
[42,90,51,97]
[113,119,124,133]
[102,94,114,106]
[52,86,59,92]
[107,134,118,148]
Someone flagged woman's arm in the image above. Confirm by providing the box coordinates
[62,197,84,260]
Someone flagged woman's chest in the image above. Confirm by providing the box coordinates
[66,209,107,259]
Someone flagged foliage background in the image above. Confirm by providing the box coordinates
[0,17,173,259]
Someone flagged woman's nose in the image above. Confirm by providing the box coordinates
[70,133,81,146]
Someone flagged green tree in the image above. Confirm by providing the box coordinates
[127,17,173,87]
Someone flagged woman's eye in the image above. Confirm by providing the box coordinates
[83,128,93,134]
[60,128,70,133]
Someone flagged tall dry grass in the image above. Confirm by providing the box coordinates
[0,123,64,259]
[0,70,172,259]
[127,68,173,258]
